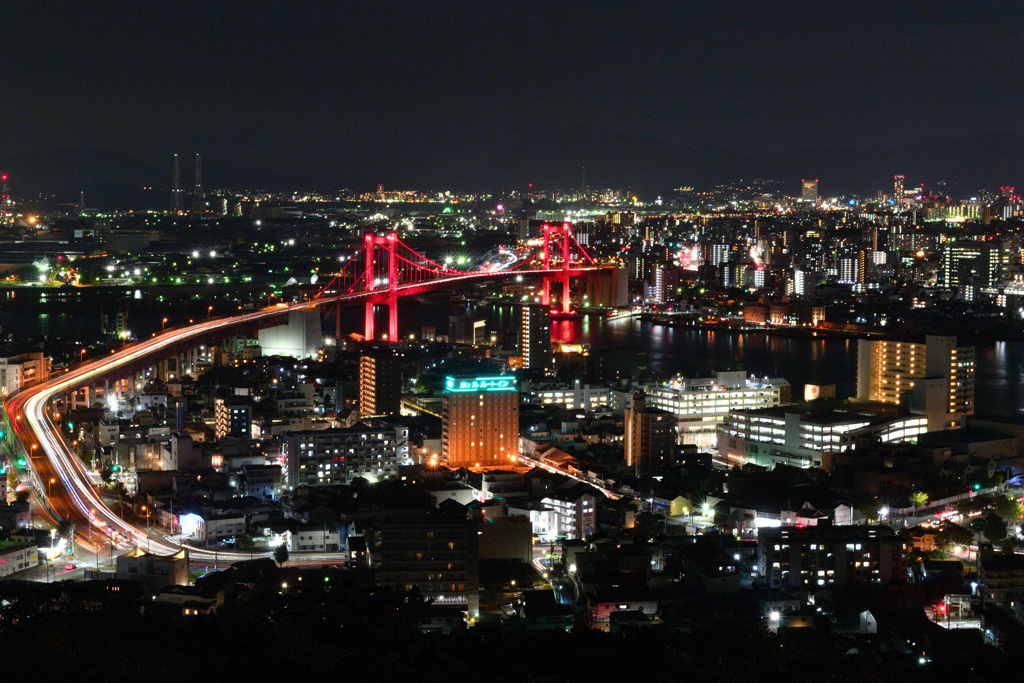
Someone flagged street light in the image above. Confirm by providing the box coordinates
[207,305,213,319]
[90,509,103,570]
[141,505,151,552]
[48,477,55,497]
[161,317,168,330]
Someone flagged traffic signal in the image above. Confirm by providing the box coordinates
[67,422,73,430]
[0,428,5,439]
[973,483,981,491]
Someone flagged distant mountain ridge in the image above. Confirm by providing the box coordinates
[2,131,1020,208]
[439,128,1023,198]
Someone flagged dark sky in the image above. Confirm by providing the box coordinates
[2,1,1021,193]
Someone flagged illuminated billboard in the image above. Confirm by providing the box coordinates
[444,376,517,393]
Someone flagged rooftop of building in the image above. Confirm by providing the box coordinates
[732,399,900,425]
[918,426,1017,447]
[759,523,896,539]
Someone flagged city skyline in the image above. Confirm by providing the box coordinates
[3,2,1024,672]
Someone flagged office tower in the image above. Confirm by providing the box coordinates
[623,391,676,476]
[894,175,905,207]
[801,179,818,204]
[519,304,551,374]
[856,335,975,416]
[942,241,1001,300]
[441,375,518,468]
[359,349,402,418]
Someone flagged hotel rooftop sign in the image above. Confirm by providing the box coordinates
[444,376,517,393]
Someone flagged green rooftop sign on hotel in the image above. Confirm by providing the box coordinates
[444,376,517,393]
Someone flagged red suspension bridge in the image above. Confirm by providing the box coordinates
[315,223,602,341]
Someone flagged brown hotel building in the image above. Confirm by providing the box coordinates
[441,375,519,468]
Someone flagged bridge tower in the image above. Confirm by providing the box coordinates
[363,232,401,342]
[540,223,578,314]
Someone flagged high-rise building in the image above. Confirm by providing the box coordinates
[856,335,975,417]
[623,391,676,476]
[519,304,552,374]
[942,241,1001,300]
[893,175,905,208]
[793,269,816,296]
[838,257,860,285]
[801,179,818,204]
[359,349,402,418]
[442,375,519,468]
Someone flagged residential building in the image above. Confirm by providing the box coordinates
[449,316,488,346]
[284,424,409,487]
[978,545,1024,607]
[359,349,402,418]
[441,375,518,468]
[475,517,532,562]
[623,391,675,476]
[239,463,282,499]
[288,524,341,552]
[856,335,975,417]
[214,398,251,440]
[115,548,190,594]
[540,487,597,539]
[0,500,31,529]
[758,523,906,590]
[376,513,480,618]
[519,304,552,374]
[0,351,50,395]
[0,541,38,577]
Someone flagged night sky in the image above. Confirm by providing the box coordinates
[2,1,1021,196]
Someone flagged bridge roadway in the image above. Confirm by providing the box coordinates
[4,268,597,564]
